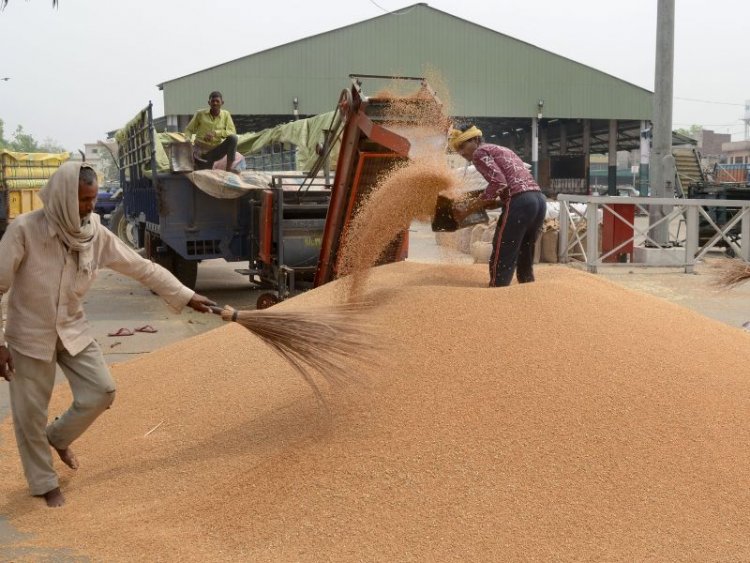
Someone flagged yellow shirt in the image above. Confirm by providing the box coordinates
[184,108,237,151]
[0,210,194,361]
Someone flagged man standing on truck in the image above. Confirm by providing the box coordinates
[0,161,216,508]
[184,90,239,173]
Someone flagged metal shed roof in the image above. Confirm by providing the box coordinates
[159,3,652,122]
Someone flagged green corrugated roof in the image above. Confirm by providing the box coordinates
[160,3,652,121]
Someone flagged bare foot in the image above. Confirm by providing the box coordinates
[52,444,79,470]
[36,487,65,508]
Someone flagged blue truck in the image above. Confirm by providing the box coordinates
[114,103,333,307]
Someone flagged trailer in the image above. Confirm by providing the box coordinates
[115,103,337,306]
[0,150,69,238]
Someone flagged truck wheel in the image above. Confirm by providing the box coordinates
[109,204,137,248]
[173,254,198,290]
[144,231,197,289]
[144,231,174,271]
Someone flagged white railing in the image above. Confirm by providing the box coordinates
[557,194,750,273]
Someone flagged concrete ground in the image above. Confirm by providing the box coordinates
[1,222,748,559]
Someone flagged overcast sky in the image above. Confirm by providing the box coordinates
[0,0,747,151]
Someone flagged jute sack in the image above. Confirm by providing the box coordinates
[471,241,493,264]
[569,223,603,261]
[534,235,542,264]
[456,227,474,254]
[541,229,559,263]
[481,221,497,243]
[470,224,487,246]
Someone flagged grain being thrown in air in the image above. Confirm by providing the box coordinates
[337,155,459,301]
[336,76,461,301]
[1,263,750,562]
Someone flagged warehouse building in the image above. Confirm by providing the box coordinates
[156,3,671,195]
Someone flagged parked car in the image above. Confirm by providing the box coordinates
[94,183,121,225]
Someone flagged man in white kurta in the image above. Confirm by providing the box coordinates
[0,162,214,507]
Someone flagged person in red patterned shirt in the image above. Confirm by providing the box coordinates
[449,124,547,287]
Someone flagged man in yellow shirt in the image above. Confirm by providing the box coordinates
[184,91,239,172]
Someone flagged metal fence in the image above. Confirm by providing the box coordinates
[557,194,750,273]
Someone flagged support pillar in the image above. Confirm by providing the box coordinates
[639,120,651,197]
[582,119,591,194]
[608,119,618,196]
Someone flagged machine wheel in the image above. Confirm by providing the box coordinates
[109,204,138,248]
[173,254,198,290]
[256,293,280,310]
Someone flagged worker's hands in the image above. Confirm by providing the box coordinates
[203,132,215,142]
[455,197,502,221]
[452,199,479,223]
[0,345,14,382]
[187,293,216,313]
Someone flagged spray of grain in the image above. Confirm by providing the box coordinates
[337,70,471,301]
[338,157,460,300]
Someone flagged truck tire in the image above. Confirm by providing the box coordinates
[144,231,198,289]
[109,204,136,248]
[173,254,198,290]
[144,231,174,271]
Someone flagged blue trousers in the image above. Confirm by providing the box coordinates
[489,191,547,287]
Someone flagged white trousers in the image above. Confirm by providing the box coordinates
[8,340,116,495]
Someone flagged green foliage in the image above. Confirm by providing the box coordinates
[675,124,702,140]
[0,118,7,149]
[0,117,66,153]
[95,145,119,182]
[11,124,39,152]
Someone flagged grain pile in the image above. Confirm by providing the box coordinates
[2,262,750,561]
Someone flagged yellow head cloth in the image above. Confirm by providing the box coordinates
[448,126,482,151]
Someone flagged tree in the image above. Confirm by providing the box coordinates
[39,137,66,153]
[675,124,702,140]
[10,124,39,152]
[96,143,119,182]
[0,117,67,153]
[0,117,8,149]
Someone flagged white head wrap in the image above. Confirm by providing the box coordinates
[39,161,100,275]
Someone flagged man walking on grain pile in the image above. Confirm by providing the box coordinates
[0,162,215,508]
[449,124,546,287]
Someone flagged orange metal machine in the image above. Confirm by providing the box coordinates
[313,74,447,287]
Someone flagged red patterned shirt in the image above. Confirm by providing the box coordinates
[472,143,540,204]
